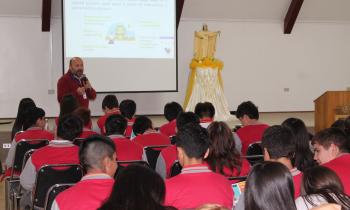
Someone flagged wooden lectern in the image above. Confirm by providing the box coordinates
[314,91,350,132]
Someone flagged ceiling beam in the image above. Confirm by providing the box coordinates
[42,0,52,32]
[176,0,185,30]
[284,0,304,34]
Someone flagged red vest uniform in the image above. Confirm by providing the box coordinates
[79,128,98,139]
[236,124,269,155]
[53,174,114,210]
[97,110,121,135]
[165,164,233,210]
[291,168,302,198]
[323,154,350,195]
[125,118,136,138]
[109,135,143,161]
[160,120,177,137]
[57,71,96,108]
[134,132,171,148]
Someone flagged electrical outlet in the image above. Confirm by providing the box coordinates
[48,89,55,94]
[3,143,11,149]
[284,88,290,92]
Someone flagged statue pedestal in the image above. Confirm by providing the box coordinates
[184,59,233,121]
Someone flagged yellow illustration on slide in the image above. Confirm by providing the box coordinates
[106,23,135,44]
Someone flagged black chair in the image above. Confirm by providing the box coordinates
[31,164,83,209]
[5,139,49,210]
[228,176,247,182]
[21,149,35,171]
[243,141,264,166]
[170,136,177,145]
[115,160,150,179]
[144,145,171,170]
[169,160,182,177]
[44,183,74,210]
[73,138,85,146]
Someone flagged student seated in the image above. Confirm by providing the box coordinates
[73,107,97,138]
[11,98,36,140]
[295,166,350,210]
[20,114,83,209]
[105,114,143,161]
[156,112,200,179]
[99,164,175,210]
[52,135,117,210]
[244,162,297,210]
[132,116,170,147]
[235,101,269,155]
[206,122,250,180]
[5,107,54,176]
[312,128,350,195]
[282,118,316,171]
[159,102,183,137]
[165,123,233,209]
[119,99,137,138]
[97,95,120,135]
[55,94,79,127]
[194,102,215,128]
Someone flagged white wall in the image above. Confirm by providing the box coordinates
[1,15,350,117]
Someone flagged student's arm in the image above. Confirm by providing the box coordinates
[20,157,37,191]
[5,139,17,167]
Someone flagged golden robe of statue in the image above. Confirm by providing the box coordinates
[194,24,220,60]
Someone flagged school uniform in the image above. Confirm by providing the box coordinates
[51,174,114,210]
[97,110,121,135]
[160,120,177,137]
[156,145,178,179]
[109,134,143,161]
[134,131,171,148]
[199,118,214,129]
[79,127,98,139]
[236,124,269,155]
[125,118,136,138]
[323,153,350,195]
[165,164,234,210]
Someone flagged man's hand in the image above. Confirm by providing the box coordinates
[83,80,92,89]
[77,86,86,95]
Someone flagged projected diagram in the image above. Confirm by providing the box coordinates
[106,23,136,44]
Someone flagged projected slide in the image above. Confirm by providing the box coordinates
[64,0,175,59]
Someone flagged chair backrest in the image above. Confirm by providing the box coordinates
[170,160,182,177]
[12,139,49,177]
[144,145,171,170]
[44,183,74,210]
[244,141,264,166]
[32,164,83,209]
[21,149,35,170]
[73,138,85,146]
[115,160,150,179]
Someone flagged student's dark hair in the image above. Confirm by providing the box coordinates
[59,94,79,118]
[99,164,171,210]
[282,118,316,171]
[22,107,45,131]
[120,99,136,120]
[57,114,83,141]
[235,101,259,120]
[331,118,350,139]
[244,161,297,210]
[176,112,200,131]
[105,114,128,136]
[73,107,91,127]
[79,135,116,172]
[102,95,119,110]
[132,116,152,135]
[195,102,215,119]
[261,125,295,160]
[164,102,183,122]
[312,128,349,153]
[207,121,242,175]
[12,98,36,139]
[176,123,209,159]
[301,166,350,209]
[79,134,116,172]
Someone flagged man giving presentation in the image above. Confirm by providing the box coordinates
[57,57,96,108]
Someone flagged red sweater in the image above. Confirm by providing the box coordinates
[160,120,177,137]
[323,154,350,195]
[57,71,96,108]
[109,135,143,161]
[97,110,121,135]
[236,124,269,155]
[134,132,171,148]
